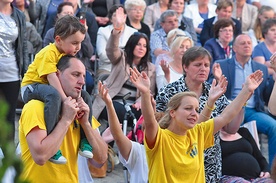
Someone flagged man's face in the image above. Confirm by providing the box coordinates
[58,58,86,99]
[216,6,233,19]
[161,15,179,34]
[233,35,253,58]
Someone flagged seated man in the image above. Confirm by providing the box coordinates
[150,10,178,63]
[19,56,107,182]
[214,34,276,167]
[199,0,242,46]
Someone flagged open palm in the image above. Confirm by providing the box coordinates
[98,81,112,104]
[129,68,150,94]
[209,75,228,102]
[113,7,126,29]
[244,70,263,92]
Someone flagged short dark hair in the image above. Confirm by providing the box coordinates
[216,0,233,11]
[54,15,86,39]
[182,46,212,69]
[107,4,126,20]
[57,2,73,14]
[57,55,76,71]
[160,10,178,23]
[213,18,235,38]
[262,18,276,38]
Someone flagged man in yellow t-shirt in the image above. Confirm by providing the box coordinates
[19,56,107,183]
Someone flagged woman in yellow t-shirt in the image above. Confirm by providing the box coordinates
[129,48,263,183]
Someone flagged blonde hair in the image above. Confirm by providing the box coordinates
[166,28,194,57]
[254,6,274,41]
[159,92,198,129]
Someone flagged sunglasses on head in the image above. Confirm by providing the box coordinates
[133,32,148,39]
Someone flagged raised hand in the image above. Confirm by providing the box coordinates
[160,60,170,75]
[129,68,150,94]
[208,75,228,103]
[270,52,276,72]
[98,81,112,104]
[113,7,126,29]
[212,63,222,81]
[244,70,263,93]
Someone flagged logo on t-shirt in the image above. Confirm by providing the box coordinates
[186,143,198,158]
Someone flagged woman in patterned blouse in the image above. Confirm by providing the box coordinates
[155,46,245,182]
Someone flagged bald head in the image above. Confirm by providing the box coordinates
[233,34,252,59]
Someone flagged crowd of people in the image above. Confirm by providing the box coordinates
[1,0,276,182]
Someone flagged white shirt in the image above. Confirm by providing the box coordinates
[119,141,148,183]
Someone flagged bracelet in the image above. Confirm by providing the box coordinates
[206,103,215,111]
[114,26,123,31]
[200,113,210,119]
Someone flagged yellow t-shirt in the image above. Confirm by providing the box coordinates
[19,100,100,183]
[21,43,65,87]
[145,119,215,183]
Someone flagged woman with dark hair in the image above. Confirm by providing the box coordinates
[204,18,235,77]
[93,7,156,126]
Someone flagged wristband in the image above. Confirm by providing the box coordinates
[206,103,215,111]
[200,113,210,119]
[114,27,123,31]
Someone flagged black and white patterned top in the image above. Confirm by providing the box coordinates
[156,75,230,183]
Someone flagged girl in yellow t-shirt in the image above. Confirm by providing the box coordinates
[129,60,263,183]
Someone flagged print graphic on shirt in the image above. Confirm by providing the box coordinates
[186,143,198,158]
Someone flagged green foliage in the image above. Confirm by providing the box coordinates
[0,99,28,183]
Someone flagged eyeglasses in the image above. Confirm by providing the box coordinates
[219,29,233,33]
[133,32,148,39]
[130,8,144,13]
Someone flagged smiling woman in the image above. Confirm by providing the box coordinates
[156,46,245,182]
[92,7,156,144]
[130,63,262,182]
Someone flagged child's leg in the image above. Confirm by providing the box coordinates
[22,83,66,164]
[22,83,61,134]
[79,90,93,158]
[81,90,92,125]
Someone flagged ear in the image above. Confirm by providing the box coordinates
[55,35,61,44]
[170,110,175,118]
[183,65,188,73]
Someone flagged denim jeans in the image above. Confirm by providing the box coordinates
[22,83,61,134]
[244,107,276,166]
[22,83,92,140]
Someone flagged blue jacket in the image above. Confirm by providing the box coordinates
[216,58,272,112]
[200,16,242,46]
[204,38,234,63]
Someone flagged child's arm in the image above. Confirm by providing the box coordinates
[98,81,132,161]
[47,73,67,101]
[213,70,263,134]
